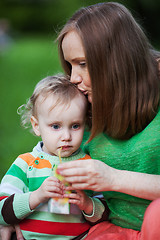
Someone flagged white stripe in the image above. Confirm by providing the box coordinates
[36,202,49,212]
[0,183,23,195]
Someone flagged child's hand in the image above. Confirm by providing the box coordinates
[0,225,15,240]
[64,190,93,215]
[29,176,64,210]
[0,224,24,240]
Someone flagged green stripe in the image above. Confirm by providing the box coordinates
[27,210,84,223]
[27,168,52,178]
[1,175,28,192]
[28,176,48,191]
[22,230,72,240]
[14,157,28,172]
[6,164,28,187]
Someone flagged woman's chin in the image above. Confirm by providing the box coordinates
[88,95,92,103]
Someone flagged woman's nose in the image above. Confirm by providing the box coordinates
[70,69,82,84]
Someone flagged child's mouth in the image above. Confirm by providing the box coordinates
[61,146,71,150]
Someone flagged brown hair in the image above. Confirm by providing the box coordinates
[58,2,160,140]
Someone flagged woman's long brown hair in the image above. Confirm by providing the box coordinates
[58,2,160,140]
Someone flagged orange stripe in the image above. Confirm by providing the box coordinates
[79,154,91,160]
[18,153,90,169]
[18,153,52,169]
[18,153,35,165]
[31,158,52,169]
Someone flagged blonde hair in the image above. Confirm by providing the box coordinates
[58,2,160,140]
[18,74,88,130]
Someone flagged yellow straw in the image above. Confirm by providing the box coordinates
[58,147,62,164]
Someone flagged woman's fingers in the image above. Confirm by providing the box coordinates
[58,159,114,192]
[58,159,92,169]
[57,160,92,175]
[65,175,89,183]
[64,176,96,190]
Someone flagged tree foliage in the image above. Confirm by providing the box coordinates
[0,0,160,44]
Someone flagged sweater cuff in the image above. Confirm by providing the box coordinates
[82,197,105,222]
[13,192,33,220]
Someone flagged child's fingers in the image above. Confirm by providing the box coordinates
[49,192,64,198]
[45,176,61,183]
[48,186,63,194]
[64,192,81,200]
[39,180,65,198]
[43,178,63,190]
[68,199,80,205]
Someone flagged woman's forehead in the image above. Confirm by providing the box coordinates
[62,30,85,59]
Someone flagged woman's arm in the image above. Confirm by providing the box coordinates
[57,159,160,201]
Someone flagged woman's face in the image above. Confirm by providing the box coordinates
[62,30,92,103]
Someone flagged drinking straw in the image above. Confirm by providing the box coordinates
[58,147,62,164]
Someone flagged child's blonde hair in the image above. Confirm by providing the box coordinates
[18,74,88,130]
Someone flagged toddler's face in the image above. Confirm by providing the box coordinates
[31,94,86,157]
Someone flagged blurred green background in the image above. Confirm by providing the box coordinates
[0,0,160,181]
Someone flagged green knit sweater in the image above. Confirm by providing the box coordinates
[82,110,160,231]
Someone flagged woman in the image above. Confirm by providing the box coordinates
[1,2,160,240]
[56,2,160,239]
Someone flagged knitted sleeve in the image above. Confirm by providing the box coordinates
[0,155,33,225]
[82,194,109,225]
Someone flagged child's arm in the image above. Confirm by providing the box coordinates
[0,160,32,226]
[0,176,63,225]
[64,190,109,224]
[83,194,110,226]
[65,190,93,214]
[0,174,63,239]
[0,156,63,226]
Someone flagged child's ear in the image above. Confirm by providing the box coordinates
[30,116,41,136]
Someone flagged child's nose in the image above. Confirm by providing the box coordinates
[61,129,71,141]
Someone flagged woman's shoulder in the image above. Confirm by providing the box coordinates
[85,109,160,149]
[81,110,160,155]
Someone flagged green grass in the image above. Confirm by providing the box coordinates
[0,35,62,181]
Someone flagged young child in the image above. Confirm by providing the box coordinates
[0,75,106,240]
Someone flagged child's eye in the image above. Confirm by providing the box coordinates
[51,124,60,130]
[72,124,80,130]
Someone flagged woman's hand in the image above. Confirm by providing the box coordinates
[64,190,93,215]
[57,159,115,191]
[57,159,160,201]
[29,176,65,210]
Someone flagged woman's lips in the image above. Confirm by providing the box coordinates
[80,90,88,96]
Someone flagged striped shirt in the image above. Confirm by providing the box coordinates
[0,142,105,239]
